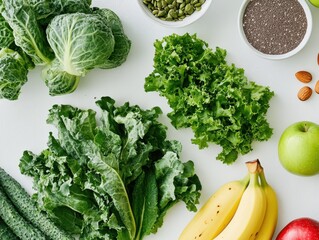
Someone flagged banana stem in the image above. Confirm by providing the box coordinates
[245,159,259,174]
[255,159,269,188]
[245,159,262,187]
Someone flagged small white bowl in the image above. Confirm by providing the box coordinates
[137,0,212,28]
[238,0,312,60]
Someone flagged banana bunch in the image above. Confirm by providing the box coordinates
[179,159,278,240]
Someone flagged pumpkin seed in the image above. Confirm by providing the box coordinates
[142,0,206,21]
[158,10,167,16]
[179,2,185,9]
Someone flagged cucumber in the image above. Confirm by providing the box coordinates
[0,186,46,239]
[0,167,74,240]
[0,218,19,240]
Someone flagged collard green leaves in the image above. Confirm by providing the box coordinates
[145,33,274,164]
[19,97,201,240]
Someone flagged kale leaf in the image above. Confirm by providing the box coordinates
[19,96,201,240]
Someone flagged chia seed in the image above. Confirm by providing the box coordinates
[242,0,307,55]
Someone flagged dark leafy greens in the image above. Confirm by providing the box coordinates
[0,48,28,100]
[27,0,92,25]
[19,96,201,240]
[0,1,131,99]
[145,33,274,164]
[0,14,14,49]
[2,0,54,65]
[94,8,132,69]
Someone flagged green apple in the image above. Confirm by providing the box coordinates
[278,121,319,176]
[309,0,319,7]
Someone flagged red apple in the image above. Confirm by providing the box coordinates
[276,217,319,240]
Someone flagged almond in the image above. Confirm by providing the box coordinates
[295,71,312,83]
[297,86,312,101]
[315,80,319,94]
[317,53,319,66]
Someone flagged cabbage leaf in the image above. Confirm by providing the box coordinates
[0,14,14,49]
[27,0,92,26]
[94,8,131,69]
[2,0,54,65]
[0,48,28,100]
[42,59,80,96]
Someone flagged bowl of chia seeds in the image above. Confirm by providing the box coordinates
[137,0,212,27]
[238,0,312,60]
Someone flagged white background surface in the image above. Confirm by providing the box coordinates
[1,0,319,239]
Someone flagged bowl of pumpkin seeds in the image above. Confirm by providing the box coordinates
[138,0,212,27]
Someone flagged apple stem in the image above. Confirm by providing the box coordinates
[300,123,310,132]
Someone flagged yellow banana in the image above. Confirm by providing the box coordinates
[255,164,278,240]
[179,174,250,240]
[214,161,267,240]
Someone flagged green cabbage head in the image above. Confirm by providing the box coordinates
[46,13,115,77]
